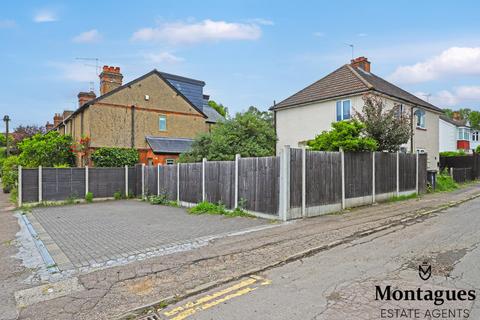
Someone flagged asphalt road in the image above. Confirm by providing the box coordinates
[161,196,480,320]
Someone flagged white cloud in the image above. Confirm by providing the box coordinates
[144,52,184,64]
[248,18,274,26]
[73,29,102,43]
[415,86,480,107]
[0,19,16,28]
[389,47,480,84]
[357,33,368,37]
[132,19,262,44]
[34,10,57,22]
[313,31,325,37]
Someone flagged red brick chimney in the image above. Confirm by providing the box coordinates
[53,113,63,127]
[78,91,96,107]
[99,65,123,95]
[452,111,462,121]
[45,121,54,132]
[350,56,371,72]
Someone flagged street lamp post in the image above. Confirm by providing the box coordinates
[3,115,10,157]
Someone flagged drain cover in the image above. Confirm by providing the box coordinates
[137,313,160,320]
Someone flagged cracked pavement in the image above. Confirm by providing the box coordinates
[1,183,480,320]
[170,191,480,319]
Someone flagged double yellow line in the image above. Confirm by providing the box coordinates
[163,275,271,320]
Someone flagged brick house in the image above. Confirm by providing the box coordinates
[51,66,223,166]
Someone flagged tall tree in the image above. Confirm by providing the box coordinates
[208,100,228,118]
[179,107,276,162]
[354,94,411,152]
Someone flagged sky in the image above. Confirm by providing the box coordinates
[1,0,480,131]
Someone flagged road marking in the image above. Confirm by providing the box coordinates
[163,275,271,320]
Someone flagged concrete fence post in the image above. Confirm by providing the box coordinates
[202,158,206,202]
[18,165,22,207]
[38,166,42,203]
[340,148,345,210]
[301,147,306,217]
[450,167,454,178]
[141,163,145,199]
[396,151,400,197]
[416,151,419,195]
[177,163,180,204]
[85,166,89,196]
[124,165,128,197]
[157,164,160,196]
[279,145,291,221]
[234,154,240,209]
[372,152,376,203]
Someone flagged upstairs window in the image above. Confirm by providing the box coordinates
[414,109,426,129]
[166,159,175,165]
[336,100,351,121]
[159,115,167,131]
[458,127,470,141]
[473,131,479,142]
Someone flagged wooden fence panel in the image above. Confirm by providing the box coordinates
[179,163,202,203]
[205,161,235,208]
[290,148,303,208]
[305,151,342,206]
[399,153,416,191]
[238,157,279,214]
[128,167,137,196]
[345,152,372,199]
[144,165,157,196]
[158,165,177,201]
[418,154,427,193]
[375,152,397,194]
[21,169,38,203]
[88,167,125,198]
[452,168,471,183]
[42,168,85,201]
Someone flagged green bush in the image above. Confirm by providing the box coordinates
[113,191,123,200]
[85,192,93,203]
[436,171,458,192]
[91,147,138,167]
[440,150,467,157]
[189,201,252,217]
[476,145,480,153]
[148,193,178,206]
[1,156,19,193]
[18,131,75,167]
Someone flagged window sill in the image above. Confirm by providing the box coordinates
[416,127,427,131]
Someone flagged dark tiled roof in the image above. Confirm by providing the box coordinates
[272,64,442,113]
[273,65,369,109]
[440,115,469,127]
[146,136,194,154]
[202,103,225,123]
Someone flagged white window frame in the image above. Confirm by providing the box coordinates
[159,115,167,131]
[458,127,470,141]
[166,159,175,165]
[415,109,426,129]
[336,99,351,121]
[472,131,479,142]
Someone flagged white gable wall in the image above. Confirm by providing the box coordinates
[439,119,458,152]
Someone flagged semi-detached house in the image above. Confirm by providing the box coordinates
[50,66,223,166]
[271,57,442,169]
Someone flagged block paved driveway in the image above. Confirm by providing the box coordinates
[29,200,269,271]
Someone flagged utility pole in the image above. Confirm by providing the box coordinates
[3,115,10,157]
